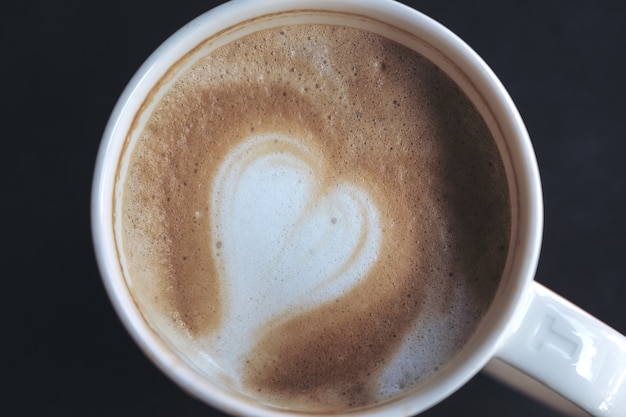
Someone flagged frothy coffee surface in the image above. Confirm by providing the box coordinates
[119,24,510,412]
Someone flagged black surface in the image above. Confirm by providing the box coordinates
[3,0,624,416]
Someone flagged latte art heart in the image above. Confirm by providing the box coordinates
[211,133,381,357]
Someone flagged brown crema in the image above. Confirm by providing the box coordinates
[119,24,511,411]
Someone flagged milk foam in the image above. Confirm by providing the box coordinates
[377,280,476,399]
[119,23,511,412]
[209,133,381,367]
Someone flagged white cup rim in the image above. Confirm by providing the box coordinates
[92,0,543,415]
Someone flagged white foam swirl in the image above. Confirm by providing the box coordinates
[208,133,381,370]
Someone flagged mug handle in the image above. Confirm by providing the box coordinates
[483,282,626,416]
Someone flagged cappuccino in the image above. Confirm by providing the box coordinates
[117,24,510,411]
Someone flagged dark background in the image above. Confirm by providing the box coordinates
[3,0,624,416]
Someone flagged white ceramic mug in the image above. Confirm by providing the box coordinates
[91,0,626,416]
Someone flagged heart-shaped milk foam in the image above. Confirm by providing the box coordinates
[209,133,381,358]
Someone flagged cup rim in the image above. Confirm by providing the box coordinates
[91,0,543,415]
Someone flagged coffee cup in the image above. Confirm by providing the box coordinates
[91,0,626,415]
